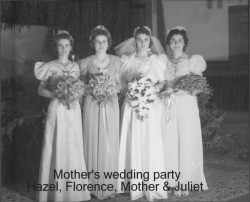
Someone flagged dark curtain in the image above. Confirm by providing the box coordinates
[206,73,249,111]
[1,0,134,60]
[156,0,166,51]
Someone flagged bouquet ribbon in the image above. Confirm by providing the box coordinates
[102,106,110,154]
[162,89,175,123]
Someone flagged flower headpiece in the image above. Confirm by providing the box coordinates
[89,25,111,41]
[167,26,187,35]
[133,26,152,37]
[54,30,74,41]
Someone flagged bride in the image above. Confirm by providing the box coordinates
[115,26,168,201]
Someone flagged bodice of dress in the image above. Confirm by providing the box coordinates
[120,53,167,84]
[165,54,207,81]
[34,60,80,90]
[80,54,122,85]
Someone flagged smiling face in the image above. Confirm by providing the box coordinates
[94,35,108,54]
[56,39,72,57]
[135,33,150,52]
[169,34,185,52]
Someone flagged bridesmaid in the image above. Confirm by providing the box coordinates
[80,25,121,200]
[34,30,90,202]
[163,26,208,196]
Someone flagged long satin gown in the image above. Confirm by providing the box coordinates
[163,54,208,191]
[118,53,168,201]
[34,61,91,202]
[80,54,121,199]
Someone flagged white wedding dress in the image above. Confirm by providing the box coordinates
[118,53,168,201]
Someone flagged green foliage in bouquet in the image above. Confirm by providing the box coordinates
[197,92,248,161]
[1,77,49,184]
[173,73,211,95]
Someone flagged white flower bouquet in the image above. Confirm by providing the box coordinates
[127,76,157,121]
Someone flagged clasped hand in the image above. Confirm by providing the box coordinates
[174,90,186,96]
[154,82,165,93]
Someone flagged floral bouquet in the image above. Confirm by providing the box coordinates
[127,76,157,121]
[159,73,211,123]
[160,73,211,99]
[88,73,118,106]
[172,73,211,95]
[55,75,85,109]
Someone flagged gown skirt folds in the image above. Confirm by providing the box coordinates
[118,54,168,201]
[80,55,121,199]
[34,61,91,202]
[163,55,208,190]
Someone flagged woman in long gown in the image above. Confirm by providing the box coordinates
[34,30,90,201]
[80,25,121,200]
[163,26,208,196]
[115,26,168,201]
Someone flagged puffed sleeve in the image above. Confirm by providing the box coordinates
[120,54,130,77]
[120,55,130,67]
[150,54,167,82]
[113,56,122,83]
[189,55,207,75]
[34,62,52,81]
[79,58,88,76]
[119,55,130,93]
[79,58,89,83]
[108,55,121,90]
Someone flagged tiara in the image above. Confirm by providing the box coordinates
[89,25,111,40]
[167,26,187,35]
[95,25,109,32]
[55,30,74,41]
[133,26,152,36]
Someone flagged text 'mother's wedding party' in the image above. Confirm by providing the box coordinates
[1,1,249,202]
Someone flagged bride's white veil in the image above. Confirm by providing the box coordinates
[114,37,136,57]
[150,37,165,55]
[115,27,165,57]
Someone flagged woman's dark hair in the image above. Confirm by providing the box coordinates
[166,29,189,51]
[53,32,74,56]
[89,27,112,49]
[134,26,153,48]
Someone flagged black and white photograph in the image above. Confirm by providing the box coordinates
[0,0,249,202]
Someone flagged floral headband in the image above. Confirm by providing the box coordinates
[133,26,152,37]
[167,26,187,35]
[54,30,74,41]
[89,25,111,40]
